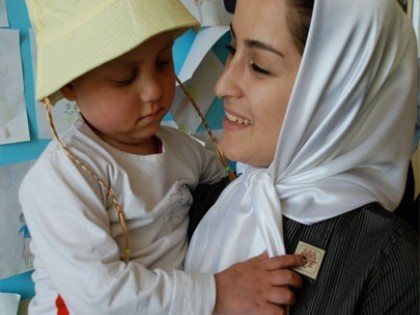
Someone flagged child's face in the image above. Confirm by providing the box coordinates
[62,31,176,154]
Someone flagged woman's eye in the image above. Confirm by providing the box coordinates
[251,63,270,75]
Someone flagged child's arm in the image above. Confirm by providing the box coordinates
[19,152,205,314]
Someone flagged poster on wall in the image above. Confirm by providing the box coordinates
[0,29,30,145]
[0,160,35,281]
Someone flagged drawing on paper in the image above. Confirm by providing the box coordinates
[0,29,30,145]
[19,214,33,269]
[36,99,78,139]
[0,161,35,280]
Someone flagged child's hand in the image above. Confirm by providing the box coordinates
[213,253,306,315]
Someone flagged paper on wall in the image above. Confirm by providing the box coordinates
[0,29,30,145]
[181,0,231,26]
[0,293,20,315]
[0,160,35,281]
[29,29,78,139]
[178,26,228,82]
[171,50,224,133]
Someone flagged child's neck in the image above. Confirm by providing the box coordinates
[104,135,161,155]
[83,117,162,155]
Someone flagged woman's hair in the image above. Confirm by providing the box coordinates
[224,0,314,55]
[286,0,314,55]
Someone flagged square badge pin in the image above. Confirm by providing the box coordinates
[293,241,325,280]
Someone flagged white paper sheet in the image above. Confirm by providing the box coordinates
[181,0,231,26]
[35,99,78,139]
[178,26,229,82]
[0,29,30,145]
[29,29,78,139]
[171,50,224,133]
[0,161,35,280]
[0,293,20,315]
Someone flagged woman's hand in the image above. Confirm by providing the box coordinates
[213,253,305,315]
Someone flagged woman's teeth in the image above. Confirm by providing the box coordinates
[225,112,252,126]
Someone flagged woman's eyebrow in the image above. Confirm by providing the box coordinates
[245,39,284,58]
[230,23,284,58]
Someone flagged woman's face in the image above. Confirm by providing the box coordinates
[215,0,302,167]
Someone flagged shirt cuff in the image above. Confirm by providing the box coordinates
[173,270,216,315]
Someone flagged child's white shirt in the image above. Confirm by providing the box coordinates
[19,118,225,315]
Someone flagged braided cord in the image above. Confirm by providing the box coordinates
[42,97,131,263]
[175,77,237,182]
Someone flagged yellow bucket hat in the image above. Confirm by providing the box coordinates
[26,0,200,101]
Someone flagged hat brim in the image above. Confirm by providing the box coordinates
[35,0,199,101]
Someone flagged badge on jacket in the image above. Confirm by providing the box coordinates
[293,241,325,280]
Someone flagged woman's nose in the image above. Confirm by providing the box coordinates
[214,56,242,99]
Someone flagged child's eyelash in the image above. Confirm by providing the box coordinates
[115,75,135,85]
[157,59,171,66]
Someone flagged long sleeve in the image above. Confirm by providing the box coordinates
[20,150,216,315]
[19,123,220,315]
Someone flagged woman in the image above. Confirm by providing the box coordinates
[187,0,419,313]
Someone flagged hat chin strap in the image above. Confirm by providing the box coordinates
[175,76,237,182]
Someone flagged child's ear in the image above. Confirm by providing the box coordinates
[60,83,77,101]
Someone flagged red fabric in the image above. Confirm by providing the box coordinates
[55,295,69,315]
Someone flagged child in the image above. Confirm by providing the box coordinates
[20,0,306,314]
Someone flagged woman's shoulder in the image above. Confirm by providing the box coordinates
[288,204,419,314]
[337,203,418,241]
[284,203,418,263]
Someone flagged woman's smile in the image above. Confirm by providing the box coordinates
[225,111,252,126]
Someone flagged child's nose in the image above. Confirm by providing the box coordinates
[139,72,163,102]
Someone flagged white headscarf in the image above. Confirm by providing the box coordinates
[185,0,417,272]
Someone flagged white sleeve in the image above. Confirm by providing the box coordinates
[19,152,216,315]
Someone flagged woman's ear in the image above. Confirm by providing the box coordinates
[60,83,77,101]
